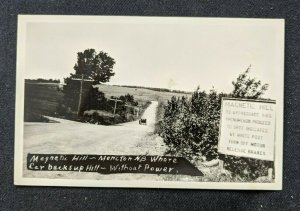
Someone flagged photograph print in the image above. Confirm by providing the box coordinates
[15,15,284,190]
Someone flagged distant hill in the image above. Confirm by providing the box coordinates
[113,85,192,95]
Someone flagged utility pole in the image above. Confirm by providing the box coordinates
[77,74,84,116]
[71,74,94,116]
[107,99,139,117]
[108,98,123,116]
[124,104,140,118]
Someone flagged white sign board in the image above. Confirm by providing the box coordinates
[218,98,276,161]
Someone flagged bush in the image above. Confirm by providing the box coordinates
[153,101,165,134]
[222,155,273,180]
[160,89,226,160]
[160,66,272,180]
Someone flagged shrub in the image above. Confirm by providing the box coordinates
[153,101,165,134]
[222,155,273,180]
[160,66,272,179]
[160,89,226,160]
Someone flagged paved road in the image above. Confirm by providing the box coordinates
[23,101,167,180]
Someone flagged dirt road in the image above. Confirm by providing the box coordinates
[23,101,168,180]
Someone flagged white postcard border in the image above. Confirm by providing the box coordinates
[14,15,284,190]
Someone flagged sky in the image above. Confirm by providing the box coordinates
[24,17,284,98]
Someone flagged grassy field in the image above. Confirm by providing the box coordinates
[24,83,63,122]
[96,84,192,104]
[24,82,191,122]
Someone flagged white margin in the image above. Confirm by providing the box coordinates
[14,15,285,190]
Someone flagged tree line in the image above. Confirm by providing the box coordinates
[25,78,61,83]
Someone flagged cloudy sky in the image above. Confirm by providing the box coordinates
[23,16,284,98]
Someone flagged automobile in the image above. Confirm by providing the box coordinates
[139,118,147,125]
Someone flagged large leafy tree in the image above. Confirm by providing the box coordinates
[59,49,116,116]
[71,48,115,84]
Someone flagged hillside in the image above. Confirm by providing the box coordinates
[96,84,192,104]
[24,82,191,122]
[24,83,63,122]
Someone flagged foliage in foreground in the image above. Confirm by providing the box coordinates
[57,86,140,125]
[159,66,273,180]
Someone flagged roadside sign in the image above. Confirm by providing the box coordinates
[218,98,276,161]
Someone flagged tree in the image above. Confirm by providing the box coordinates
[72,48,115,84]
[119,94,138,106]
[231,65,268,99]
[58,49,116,116]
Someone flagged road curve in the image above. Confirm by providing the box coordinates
[23,101,167,180]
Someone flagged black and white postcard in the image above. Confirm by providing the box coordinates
[14,15,284,189]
